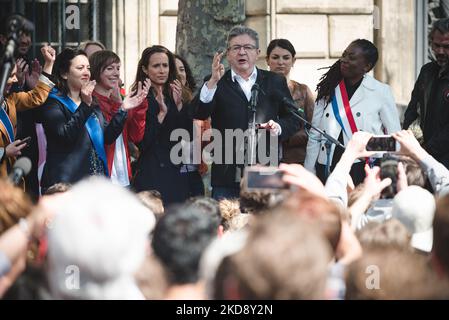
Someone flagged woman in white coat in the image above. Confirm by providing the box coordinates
[304,39,401,185]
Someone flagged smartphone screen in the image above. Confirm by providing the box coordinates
[366,136,397,152]
[245,168,287,191]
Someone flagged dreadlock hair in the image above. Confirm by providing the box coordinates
[315,39,378,104]
[315,60,342,104]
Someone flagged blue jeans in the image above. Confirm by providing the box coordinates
[212,186,240,200]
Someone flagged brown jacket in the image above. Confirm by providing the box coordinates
[0,76,53,177]
[282,80,315,164]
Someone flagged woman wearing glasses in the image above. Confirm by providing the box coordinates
[191,26,299,199]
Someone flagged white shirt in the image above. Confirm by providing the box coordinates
[199,67,258,103]
[110,134,130,187]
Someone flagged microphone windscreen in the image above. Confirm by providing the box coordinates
[13,157,32,175]
[6,15,35,34]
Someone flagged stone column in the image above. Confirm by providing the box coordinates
[374,0,415,112]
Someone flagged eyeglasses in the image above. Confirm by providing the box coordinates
[227,44,258,53]
[432,42,449,50]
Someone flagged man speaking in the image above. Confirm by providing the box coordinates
[192,26,299,199]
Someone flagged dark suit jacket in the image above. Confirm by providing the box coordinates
[403,62,440,131]
[191,68,300,188]
[37,97,127,190]
[403,61,449,166]
[132,91,192,204]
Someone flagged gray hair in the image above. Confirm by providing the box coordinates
[430,18,449,39]
[227,25,259,49]
[47,177,155,299]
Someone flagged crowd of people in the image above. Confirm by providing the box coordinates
[1,13,449,299]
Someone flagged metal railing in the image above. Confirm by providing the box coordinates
[1,0,103,56]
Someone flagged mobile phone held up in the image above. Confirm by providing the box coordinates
[243,166,288,192]
[19,136,32,147]
[366,135,399,153]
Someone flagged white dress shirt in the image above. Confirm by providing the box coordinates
[110,134,130,187]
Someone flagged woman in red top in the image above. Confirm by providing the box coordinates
[89,50,150,187]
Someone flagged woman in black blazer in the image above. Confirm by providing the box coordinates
[38,48,147,192]
[132,46,193,204]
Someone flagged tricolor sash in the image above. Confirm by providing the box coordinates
[49,88,109,175]
[331,80,358,144]
[331,80,373,167]
[0,102,15,143]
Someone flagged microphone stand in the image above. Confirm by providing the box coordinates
[0,48,16,106]
[283,103,345,178]
[0,18,21,106]
[247,85,260,167]
[248,102,257,166]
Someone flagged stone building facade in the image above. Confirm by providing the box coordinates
[109,0,415,108]
[0,0,423,108]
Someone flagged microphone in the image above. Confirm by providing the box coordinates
[273,91,306,119]
[3,15,34,60]
[0,15,34,104]
[250,83,260,111]
[283,96,308,118]
[8,157,32,185]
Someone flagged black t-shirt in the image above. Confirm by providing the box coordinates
[344,77,363,101]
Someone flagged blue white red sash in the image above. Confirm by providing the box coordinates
[331,80,358,144]
[49,88,109,175]
[0,102,15,143]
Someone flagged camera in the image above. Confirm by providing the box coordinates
[243,166,288,192]
[380,154,400,199]
[366,135,399,152]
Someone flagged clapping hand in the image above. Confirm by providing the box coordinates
[15,58,28,87]
[81,80,97,106]
[122,78,151,111]
[25,59,42,89]
[170,79,183,110]
[155,85,168,123]
[110,79,124,103]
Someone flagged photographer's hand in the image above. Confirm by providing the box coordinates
[335,220,362,266]
[348,165,392,230]
[5,140,28,158]
[280,163,326,199]
[396,162,408,193]
[392,130,428,162]
[344,131,377,160]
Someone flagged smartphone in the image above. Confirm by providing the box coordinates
[18,136,32,146]
[243,166,288,192]
[366,135,399,152]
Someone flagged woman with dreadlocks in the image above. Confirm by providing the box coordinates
[304,39,401,185]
